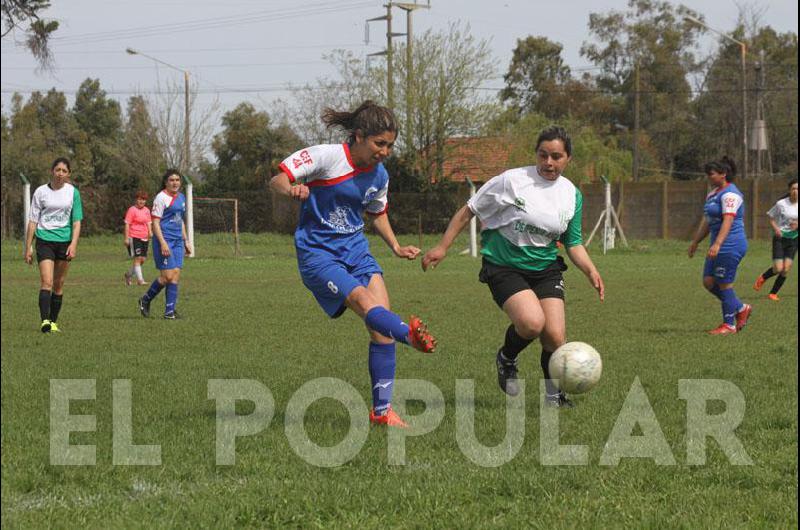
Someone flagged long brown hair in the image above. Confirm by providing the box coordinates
[321,100,398,144]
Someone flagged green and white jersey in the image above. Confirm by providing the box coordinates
[767,197,798,239]
[467,166,583,271]
[29,183,84,243]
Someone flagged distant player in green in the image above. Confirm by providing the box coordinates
[24,157,84,333]
[753,178,798,300]
[422,126,605,408]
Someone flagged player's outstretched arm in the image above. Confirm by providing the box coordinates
[371,212,419,259]
[566,244,604,301]
[422,205,474,271]
[269,172,309,201]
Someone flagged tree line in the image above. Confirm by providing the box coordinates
[2,0,797,237]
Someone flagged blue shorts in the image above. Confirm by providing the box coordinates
[703,253,743,284]
[153,238,185,270]
[299,253,383,318]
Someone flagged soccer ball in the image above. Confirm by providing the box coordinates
[548,342,603,394]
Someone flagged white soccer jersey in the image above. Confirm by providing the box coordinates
[767,197,798,236]
[29,183,84,242]
[467,166,582,270]
[468,166,580,247]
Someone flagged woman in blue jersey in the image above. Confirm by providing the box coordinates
[422,126,605,408]
[24,157,83,333]
[269,100,437,428]
[688,156,752,335]
[753,178,798,301]
[138,169,192,319]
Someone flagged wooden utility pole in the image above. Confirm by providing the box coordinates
[395,2,430,153]
[367,4,402,109]
[184,70,190,175]
[633,62,640,182]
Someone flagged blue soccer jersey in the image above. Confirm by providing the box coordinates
[151,190,186,241]
[280,144,389,265]
[704,182,747,256]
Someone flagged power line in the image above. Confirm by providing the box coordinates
[465,86,799,95]
[0,43,377,55]
[3,84,797,96]
[51,2,374,46]
[1,61,328,71]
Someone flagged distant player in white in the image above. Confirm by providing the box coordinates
[24,157,84,333]
[753,178,798,300]
[423,126,605,408]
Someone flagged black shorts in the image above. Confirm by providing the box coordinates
[128,238,149,258]
[772,236,798,261]
[479,257,567,308]
[36,239,70,262]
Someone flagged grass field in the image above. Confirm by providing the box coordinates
[2,233,797,528]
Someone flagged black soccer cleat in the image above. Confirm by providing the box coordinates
[138,297,150,318]
[545,392,575,409]
[496,349,520,397]
[163,311,182,320]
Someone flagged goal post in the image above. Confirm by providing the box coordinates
[191,196,241,256]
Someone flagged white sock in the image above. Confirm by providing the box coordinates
[134,264,143,281]
[128,265,136,276]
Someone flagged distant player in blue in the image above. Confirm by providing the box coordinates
[269,100,437,428]
[688,156,752,335]
[138,169,193,319]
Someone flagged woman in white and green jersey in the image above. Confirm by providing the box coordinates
[753,178,798,300]
[24,158,83,333]
[422,126,604,408]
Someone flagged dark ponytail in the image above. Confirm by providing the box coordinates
[704,156,737,182]
[321,100,398,144]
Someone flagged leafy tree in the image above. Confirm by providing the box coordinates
[394,22,498,182]
[207,102,302,192]
[1,0,58,69]
[72,78,122,186]
[120,95,166,192]
[580,0,705,177]
[498,112,633,183]
[280,22,498,186]
[693,24,798,177]
[500,36,572,113]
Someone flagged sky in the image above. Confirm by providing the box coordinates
[1,0,798,121]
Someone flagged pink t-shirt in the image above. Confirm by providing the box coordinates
[124,205,152,240]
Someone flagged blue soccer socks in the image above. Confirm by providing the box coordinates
[165,283,179,315]
[143,279,165,302]
[719,288,742,327]
[368,342,397,415]
[709,284,724,301]
[365,307,410,344]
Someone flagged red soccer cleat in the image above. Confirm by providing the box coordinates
[369,406,408,428]
[408,315,437,353]
[708,323,737,335]
[768,293,780,302]
[735,304,752,331]
[753,275,766,291]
